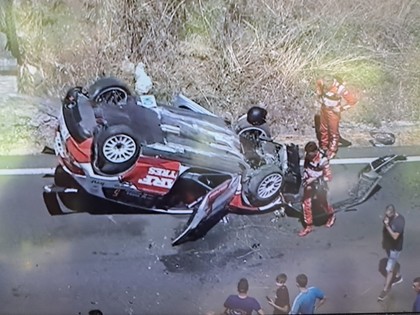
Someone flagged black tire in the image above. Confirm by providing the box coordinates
[237,125,271,140]
[95,125,140,175]
[235,116,271,139]
[88,77,132,103]
[244,164,284,207]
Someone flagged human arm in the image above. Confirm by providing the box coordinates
[267,298,289,313]
[413,294,420,312]
[321,158,332,181]
[315,297,326,311]
[383,220,400,240]
[255,299,265,315]
[339,87,358,111]
[223,296,232,311]
[383,216,404,240]
[313,288,326,311]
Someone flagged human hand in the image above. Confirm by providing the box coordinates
[342,104,351,111]
[383,216,389,225]
[303,178,316,187]
[332,106,341,113]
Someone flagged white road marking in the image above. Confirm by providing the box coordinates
[0,155,419,176]
[299,155,420,166]
[0,167,55,176]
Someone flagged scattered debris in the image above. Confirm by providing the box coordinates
[134,62,152,94]
[369,131,395,146]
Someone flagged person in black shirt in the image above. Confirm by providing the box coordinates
[267,273,290,314]
[378,204,405,301]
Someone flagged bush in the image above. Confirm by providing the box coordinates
[11,0,420,131]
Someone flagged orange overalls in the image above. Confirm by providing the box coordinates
[301,150,334,229]
[316,79,357,159]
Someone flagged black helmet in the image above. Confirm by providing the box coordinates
[246,106,267,126]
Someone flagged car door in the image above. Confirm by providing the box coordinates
[171,175,240,246]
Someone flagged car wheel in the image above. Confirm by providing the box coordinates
[88,77,132,104]
[96,125,140,175]
[244,164,284,207]
[235,114,271,140]
[237,126,271,140]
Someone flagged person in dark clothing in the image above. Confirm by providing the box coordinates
[224,278,264,315]
[412,277,420,313]
[267,273,290,314]
[378,204,405,301]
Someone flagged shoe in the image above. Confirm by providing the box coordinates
[391,276,403,287]
[299,226,313,237]
[325,215,336,228]
[377,289,389,301]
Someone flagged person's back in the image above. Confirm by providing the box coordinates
[224,294,261,315]
[224,278,264,315]
[290,274,326,314]
[291,287,325,314]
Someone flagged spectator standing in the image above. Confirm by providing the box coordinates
[378,204,405,301]
[315,76,357,159]
[290,274,326,314]
[224,278,264,315]
[412,277,420,313]
[267,273,290,314]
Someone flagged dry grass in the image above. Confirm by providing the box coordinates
[11,0,420,134]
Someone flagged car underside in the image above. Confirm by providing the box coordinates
[43,77,406,246]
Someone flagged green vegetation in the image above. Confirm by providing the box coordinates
[8,0,420,132]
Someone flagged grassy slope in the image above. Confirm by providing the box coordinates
[0,0,419,153]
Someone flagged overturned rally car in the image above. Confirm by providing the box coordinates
[43,77,302,246]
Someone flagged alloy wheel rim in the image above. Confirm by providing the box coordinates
[102,134,136,163]
[257,173,282,198]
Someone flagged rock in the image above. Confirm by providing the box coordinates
[121,58,135,74]
[134,62,152,94]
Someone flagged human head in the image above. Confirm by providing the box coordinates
[276,273,287,286]
[413,277,420,293]
[88,310,103,315]
[384,204,396,218]
[247,106,267,126]
[296,274,308,288]
[237,278,249,294]
[304,141,318,160]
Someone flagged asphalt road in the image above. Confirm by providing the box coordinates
[0,148,419,315]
